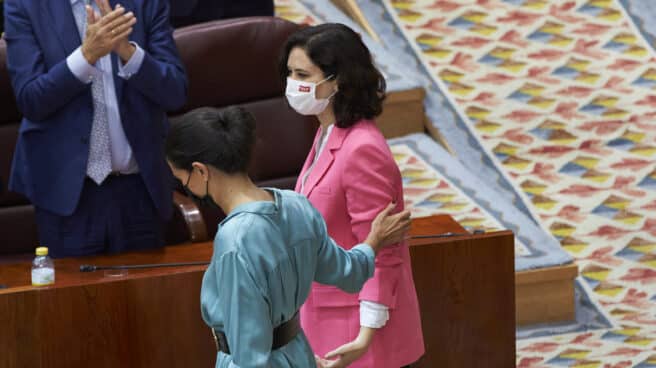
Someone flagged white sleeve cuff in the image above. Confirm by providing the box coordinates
[360,300,390,328]
[66,47,99,84]
[117,42,145,80]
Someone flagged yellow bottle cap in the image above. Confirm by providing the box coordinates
[36,247,48,256]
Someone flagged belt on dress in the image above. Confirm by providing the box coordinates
[211,311,301,354]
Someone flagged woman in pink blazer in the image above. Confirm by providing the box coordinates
[279,24,425,368]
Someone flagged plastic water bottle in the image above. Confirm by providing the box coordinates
[31,247,55,286]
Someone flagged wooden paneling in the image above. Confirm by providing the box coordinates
[409,216,516,368]
[0,243,215,368]
[516,263,578,326]
[0,217,517,368]
[377,88,426,139]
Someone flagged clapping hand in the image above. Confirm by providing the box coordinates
[81,0,136,64]
[94,0,137,62]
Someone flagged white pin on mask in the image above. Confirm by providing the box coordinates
[285,76,336,116]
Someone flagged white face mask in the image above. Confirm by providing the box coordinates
[285,76,336,116]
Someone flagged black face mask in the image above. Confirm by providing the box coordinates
[184,169,220,211]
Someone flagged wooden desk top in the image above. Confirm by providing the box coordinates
[0,242,214,294]
[0,214,473,294]
[410,214,466,237]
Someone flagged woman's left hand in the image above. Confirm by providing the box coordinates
[315,355,331,368]
[321,327,375,368]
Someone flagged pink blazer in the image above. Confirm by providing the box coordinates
[296,120,425,368]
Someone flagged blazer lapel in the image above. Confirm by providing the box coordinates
[303,126,348,197]
[44,0,83,56]
[296,128,322,192]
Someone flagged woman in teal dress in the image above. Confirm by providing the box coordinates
[165,106,411,367]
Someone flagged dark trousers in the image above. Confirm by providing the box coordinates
[35,174,163,258]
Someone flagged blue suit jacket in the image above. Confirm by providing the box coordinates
[4,0,187,218]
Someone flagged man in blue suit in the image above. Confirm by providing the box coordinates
[4,0,188,257]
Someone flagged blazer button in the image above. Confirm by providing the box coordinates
[81,137,89,144]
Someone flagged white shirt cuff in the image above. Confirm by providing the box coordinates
[117,42,145,80]
[360,300,390,328]
[66,47,100,84]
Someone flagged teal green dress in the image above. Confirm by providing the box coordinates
[200,188,375,367]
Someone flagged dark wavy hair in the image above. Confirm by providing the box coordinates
[279,23,386,128]
[166,106,255,174]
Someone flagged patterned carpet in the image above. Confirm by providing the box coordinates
[392,140,532,255]
[390,133,612,340]
[275,0,656,366]
[388,133,576,272]
[376,0,656,366]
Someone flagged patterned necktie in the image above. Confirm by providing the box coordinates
[73,0,112,185]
